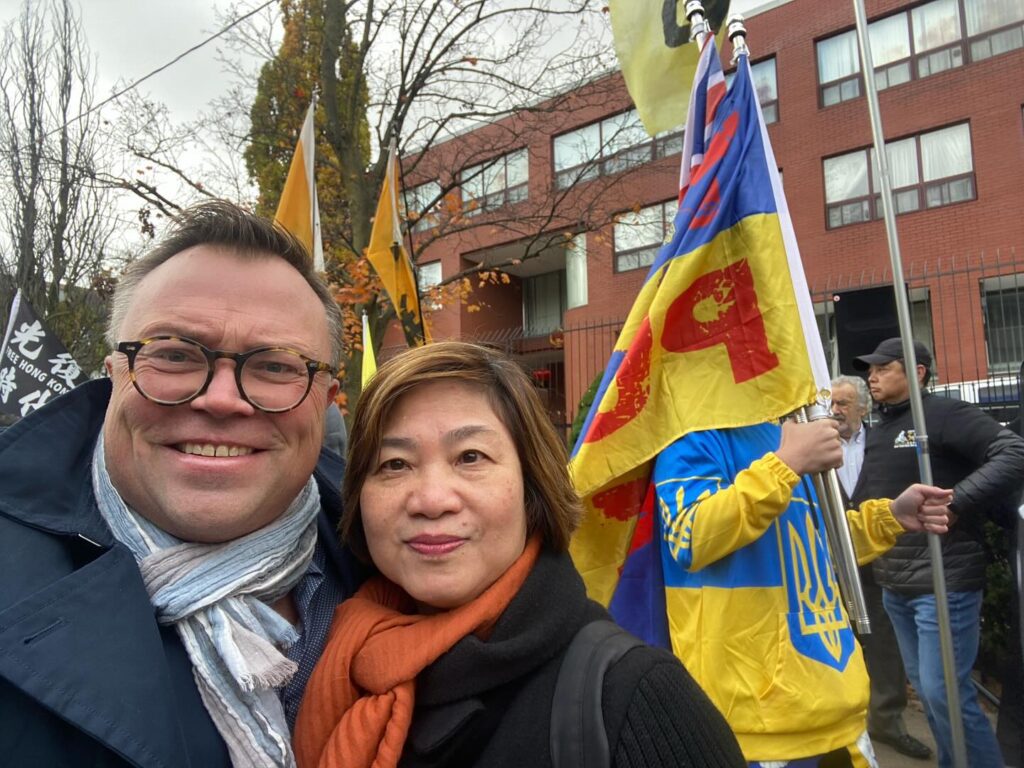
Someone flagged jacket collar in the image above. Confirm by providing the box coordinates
[0,378,115,544]
[877,391,932,421]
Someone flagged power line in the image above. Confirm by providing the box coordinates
[49,0,278,136]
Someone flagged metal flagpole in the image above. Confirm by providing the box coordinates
[684,1,710,48]
[849,1,967,763]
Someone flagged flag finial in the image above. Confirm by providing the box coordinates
[728,14,749,62]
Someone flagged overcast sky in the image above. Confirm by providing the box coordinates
[82,0,228,116]
[0,0,234,120]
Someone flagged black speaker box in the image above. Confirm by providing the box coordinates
[834,285,905,376]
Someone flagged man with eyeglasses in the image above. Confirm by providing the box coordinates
[0,201,365,767]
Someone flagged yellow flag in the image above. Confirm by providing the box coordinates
[608,0,730,135]
[367,140,430,346]
[275,99,324,270]
[361,312,377,389]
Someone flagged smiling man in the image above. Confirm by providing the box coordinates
[0,201,364,767]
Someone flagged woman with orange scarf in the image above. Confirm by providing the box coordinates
[294,342,743,768]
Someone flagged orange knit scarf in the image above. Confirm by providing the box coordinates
[293,536,542,768]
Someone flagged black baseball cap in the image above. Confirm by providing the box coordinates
[852,337,932,371]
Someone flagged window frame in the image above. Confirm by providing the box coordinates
[405,180,443,233]
[822,122,976,230]
[416,260,443,311]
[552,109,683,190]
[965,1,1024,64]
[612,198,679,273]
[459,148,529,217]
[981,273,1024,374]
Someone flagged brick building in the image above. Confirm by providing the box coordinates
[389,0,1024,432]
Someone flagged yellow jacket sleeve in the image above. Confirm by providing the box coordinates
[662,451,800,572]
[845,499,906,565]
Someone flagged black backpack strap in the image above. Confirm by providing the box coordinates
[550,620,644,768]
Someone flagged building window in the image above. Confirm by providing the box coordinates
[817,29,862,106]
[523,270,566,337]
[817,0,1023,107]
[725,57,779,123]
[919,123,975,207]
[552,109,682,190]
[460,149,529,217]
[981,274,1024,372]
[823,122,975,229]
[417,260,442,310]
[869,12,913,90]
[911,0,964,78]
[966,0,1024,61]
[406,180,441,232]
[613,199,679,272]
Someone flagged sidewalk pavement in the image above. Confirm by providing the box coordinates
[870,699,938,767]
[870,697,1001,767]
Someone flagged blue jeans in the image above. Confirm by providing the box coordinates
[883,589,1003,768]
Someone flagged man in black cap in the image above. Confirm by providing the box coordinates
[850,337,1024,767]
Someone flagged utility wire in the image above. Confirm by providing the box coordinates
[47,0,277,136]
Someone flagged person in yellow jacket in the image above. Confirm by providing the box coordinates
[653,418,952,767]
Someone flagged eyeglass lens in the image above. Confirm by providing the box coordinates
[132,338,310,410]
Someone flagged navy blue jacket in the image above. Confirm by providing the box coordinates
[0,379,362,767]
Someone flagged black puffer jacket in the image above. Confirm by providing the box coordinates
[850,393,1024,594]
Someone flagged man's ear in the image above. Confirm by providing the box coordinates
[916,364,927,384]
[327,378,340,402]
[104,355,115,376]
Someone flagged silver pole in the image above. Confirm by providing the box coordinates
[800,407,872,633]
[684,0,710,47]
[850,0,966,763]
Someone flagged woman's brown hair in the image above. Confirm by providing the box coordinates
[341,341,581,561]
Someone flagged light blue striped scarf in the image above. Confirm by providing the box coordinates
[92,434,319,768]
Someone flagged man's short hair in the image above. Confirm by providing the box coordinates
[106,200,343,367]
[831,375,871,413]
[341,341,581,562]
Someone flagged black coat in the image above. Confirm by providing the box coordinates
[399,548,745,768]
[0,379,363,767]
[851,393,1024,594]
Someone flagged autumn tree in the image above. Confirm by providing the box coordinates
[0,0,120,374]
[245,0,370,273]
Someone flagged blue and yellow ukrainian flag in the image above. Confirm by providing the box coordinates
[569,37,828,640]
